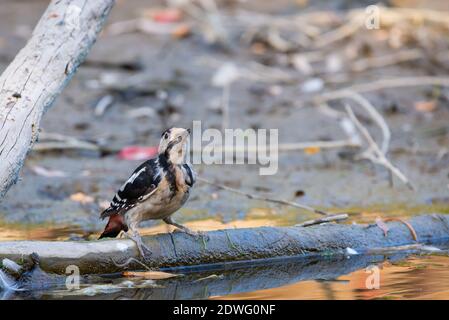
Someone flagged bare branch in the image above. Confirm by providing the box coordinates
[295,214,349,227]
[344,91,391,154]
[192,139,359,156]
[344,105,415,190]
[33,133,100,152]
[197,177,329,216]
[315,76,449,103]
[351,49,423,73]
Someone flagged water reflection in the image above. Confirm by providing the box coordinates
[220,255,449,300]
[5,251,437,300]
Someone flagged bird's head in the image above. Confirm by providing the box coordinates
[158,127,191,164]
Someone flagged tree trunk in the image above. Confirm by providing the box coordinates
[0,0,115,200]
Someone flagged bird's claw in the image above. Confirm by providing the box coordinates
[192,230,210,242]
[137,244,152,261]
[125,232,152,261]
[174,228,209,241]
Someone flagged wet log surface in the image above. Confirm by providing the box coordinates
[0,214,448,275]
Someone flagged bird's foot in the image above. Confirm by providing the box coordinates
[174,227,209,241]
[163,217,210,241]
[125,232,152,261]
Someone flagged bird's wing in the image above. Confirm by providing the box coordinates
[100,158,162,219]
[182,163,196,186]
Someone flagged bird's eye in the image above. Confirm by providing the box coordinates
[164,133,169,139]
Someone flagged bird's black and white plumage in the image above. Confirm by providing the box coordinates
[99,128,197,257]
[100,159,162,220]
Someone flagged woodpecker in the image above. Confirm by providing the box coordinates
[99,127,198,258]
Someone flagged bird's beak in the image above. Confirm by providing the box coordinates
[182,129,191,140]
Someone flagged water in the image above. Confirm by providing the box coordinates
[4,250,449,299]
[221,255,449,300]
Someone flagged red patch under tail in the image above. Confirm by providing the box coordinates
[99,214,128,239]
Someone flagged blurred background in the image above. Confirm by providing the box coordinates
[0,0,448,299]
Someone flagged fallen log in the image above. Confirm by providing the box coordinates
[0,214,448,275]
[0,0,115,200]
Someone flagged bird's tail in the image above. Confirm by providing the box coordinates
[99,214,128,239]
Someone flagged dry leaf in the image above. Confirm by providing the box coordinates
[123,271,180,280]
[70,192,94,204]
[172,24,190,38]
[415,100,436,113]
[250,42,267,55]
[304,146,321,155]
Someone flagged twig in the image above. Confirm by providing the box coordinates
[191,139,359,155]
[245,61,296,83]
[313,17,361,48]
[365,243,442,255]
[383,217,418,242]
[198,56,296,84]
[278,140,360,151]
[295,214,349,227]
[368,7,449,27]
[197,177,328,216]
[315,76,449,103]
[351,49,423,73]
[33,142,99,152]
[344,104,415,190]
[107,18,189,36]
[344,91,391,154]
[33,133,99,152]
[94,95,115,117]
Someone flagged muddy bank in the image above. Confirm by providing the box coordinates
[0,0,448,230]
